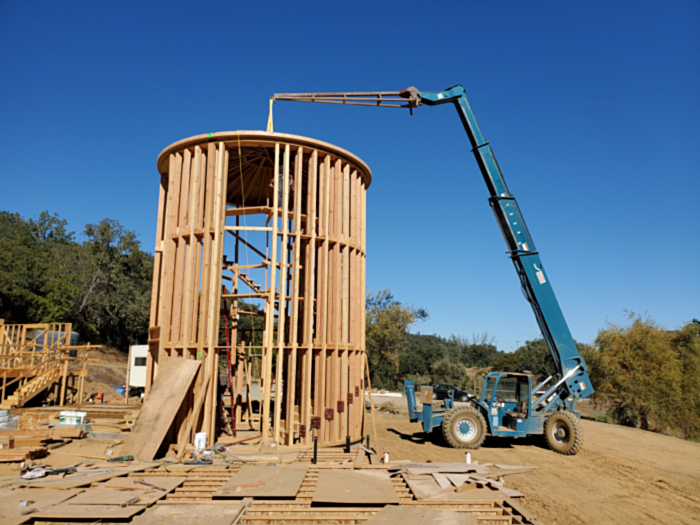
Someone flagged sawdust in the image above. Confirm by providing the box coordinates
[373,409,700,524]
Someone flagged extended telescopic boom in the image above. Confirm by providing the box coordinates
[272,85,593,408]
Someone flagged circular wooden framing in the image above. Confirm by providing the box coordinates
[147,131,369,448]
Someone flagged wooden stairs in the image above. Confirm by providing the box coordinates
[0,367,62,409]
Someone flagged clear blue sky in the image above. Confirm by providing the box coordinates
[1,0,698,352]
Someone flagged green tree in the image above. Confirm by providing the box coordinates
[491,338,557,377]
[431,356,468,388]
[0,211,153,351]
[458,333,502,367]
[74,219,153,350]
[0,211,77,323]
[588,314,698,438]
[365,290,428,390]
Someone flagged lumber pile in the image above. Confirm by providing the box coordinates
[0,427,85,439]
[0,428,77,461]
[0,445,47,462]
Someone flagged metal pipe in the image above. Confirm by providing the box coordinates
[533,374,553,394]
[531,365,581,410]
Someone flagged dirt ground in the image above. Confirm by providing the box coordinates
[371,407,700,524]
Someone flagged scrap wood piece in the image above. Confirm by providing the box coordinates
[131,500,249,525]
[404,474,505,503]
[14,465,150,489]
[354,446,365,469]
[0,487,84,525]
[403,476,447,500]
[214,465,308,498]
[0,447,47,463]
[469,475,525,498]
[68,476,185,506]
[425,487,506,502]
[31,502,145,520]
[313,469,400,504]
[364,505,477,525]
[432,472,451,489]
[445,474,471,487]
[0,428,85,439]
[403,464,489,474]
[121,356,201,461]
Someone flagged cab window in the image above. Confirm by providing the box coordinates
[494,377,518,402]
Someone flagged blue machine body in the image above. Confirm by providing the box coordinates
[398,85,594,440]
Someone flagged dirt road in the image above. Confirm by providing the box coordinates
[371,408,700,524]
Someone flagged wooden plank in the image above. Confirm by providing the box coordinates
[159,152,183,355]
[433,472,452,489]
[285,146,303,444]
[170,148,192,349]
[261,143,280,442]
[273,143,291,443]
[213,465,308,498]
[15,465,149,489]
[149,173,167,326]
[131,502,247,525]
[68,476,185,506]
[316,155,331,442]
[364,505,477,525]
[32,502,144,520]
[313,469,399,504]
[121,357,200,461]
[0,487,83,525]
[301,150,317,445]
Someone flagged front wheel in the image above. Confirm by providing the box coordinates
[441,406,487,449]
[544,411,584,455]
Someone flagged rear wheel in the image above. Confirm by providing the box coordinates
[442,406,487,449]
[545,411,583,455]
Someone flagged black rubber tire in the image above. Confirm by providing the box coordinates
[441,406,487,449]
[544,411,584,455]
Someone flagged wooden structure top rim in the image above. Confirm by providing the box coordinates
[157,130,372,188]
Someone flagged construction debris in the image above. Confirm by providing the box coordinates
[0,444,541,524]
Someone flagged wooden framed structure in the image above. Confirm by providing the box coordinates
[0,321,93,409]
[148,131,370,448]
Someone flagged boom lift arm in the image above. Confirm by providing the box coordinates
[272,85,593,414]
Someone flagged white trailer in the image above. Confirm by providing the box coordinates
[126,345,148,395]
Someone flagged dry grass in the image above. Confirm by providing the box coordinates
[82,347,128,399]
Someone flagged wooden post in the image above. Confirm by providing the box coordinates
[124,346,132,405]
[59,358,68,406]
[261,143,280,442]
[364,353,379,450]
[273,144,291,444]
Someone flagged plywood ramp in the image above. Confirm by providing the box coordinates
[147,131,371,452]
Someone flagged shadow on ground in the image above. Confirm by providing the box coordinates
[387,427,548,451]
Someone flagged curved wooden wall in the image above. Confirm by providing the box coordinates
[147,131,369,448]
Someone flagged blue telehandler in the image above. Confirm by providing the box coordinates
[272,86,594,455]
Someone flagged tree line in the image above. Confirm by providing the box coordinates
[0,211,153,351]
